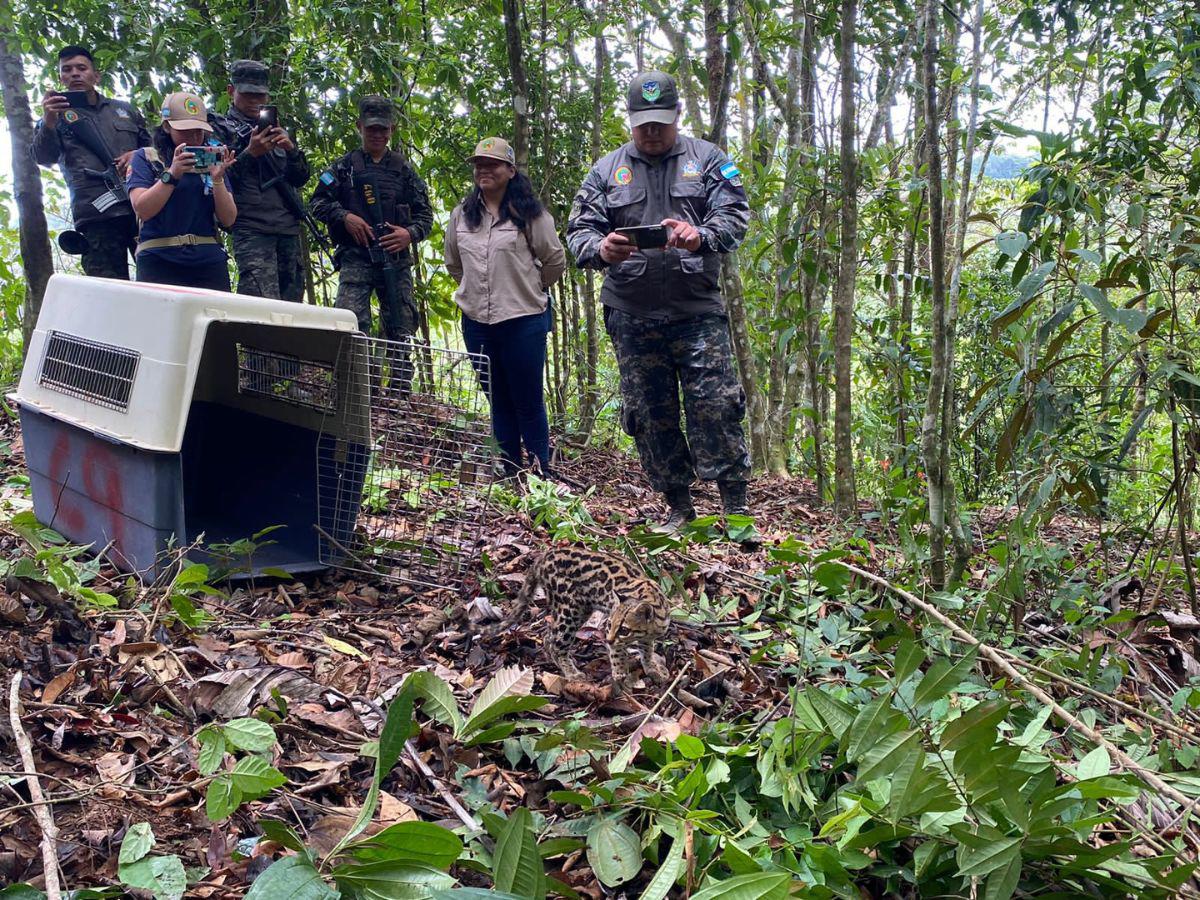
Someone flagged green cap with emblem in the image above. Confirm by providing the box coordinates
[358,94,395,127]
[626,71,679,127]
[229,59,270,94]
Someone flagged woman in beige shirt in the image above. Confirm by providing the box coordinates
[445,137,566,477]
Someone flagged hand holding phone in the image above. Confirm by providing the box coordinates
[615,224,670,249]
[185,145,223,172]
[257,105,278,129]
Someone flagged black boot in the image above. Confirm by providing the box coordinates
[718,480,761,547]
[653,486,696,534]
[718,480,750,515]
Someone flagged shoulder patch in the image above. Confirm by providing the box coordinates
[319,171,336,186]
[144,148,160,164]
[719,161,741,180]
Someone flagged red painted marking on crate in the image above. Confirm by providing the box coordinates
[47,433,85,533]
[81,444,127,555]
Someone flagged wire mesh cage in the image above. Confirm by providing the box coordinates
[315,335,498,589]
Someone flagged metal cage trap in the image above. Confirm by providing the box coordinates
[310,335,498,589]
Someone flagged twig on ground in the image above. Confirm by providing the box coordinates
[403,739,482,833]
[9,672,63,900]
[843,562,1200,851]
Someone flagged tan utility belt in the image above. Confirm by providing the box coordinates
[136,234,219,253]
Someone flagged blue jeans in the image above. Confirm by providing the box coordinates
[462,308,551,472]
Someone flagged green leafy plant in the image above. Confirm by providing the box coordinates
[118,823,190,900]
[196,718,287,821]
[2,510,119,608]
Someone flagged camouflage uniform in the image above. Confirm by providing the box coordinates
[332,256,417,339]
[231,230,305,302]
[566,72,752,512]
[210,61,310,302]
[309,97,432,341]
[603,308,749,492]
[77,217,140,278]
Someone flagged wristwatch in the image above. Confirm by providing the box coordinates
[160,170,177,186]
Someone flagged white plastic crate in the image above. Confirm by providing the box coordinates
[11,274,369,579]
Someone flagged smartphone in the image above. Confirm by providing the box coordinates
[615,224,669,249]
[185,145,222,172]
[62,90,91,108]
[257,105,278,129]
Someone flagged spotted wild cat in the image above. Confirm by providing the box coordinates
[489,546,671,695]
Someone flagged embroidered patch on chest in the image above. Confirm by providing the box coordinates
[63,110,79,124]
[613,165,633,185]
[116,108,130,119]
[681,159,701,178]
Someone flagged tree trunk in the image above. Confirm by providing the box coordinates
[832,0,858,516]
[941,0,987,583]
[919,0,950,589]
[0,34,53,350]
[502,0,531,171]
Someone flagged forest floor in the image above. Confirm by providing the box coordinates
[0,409,1197,897]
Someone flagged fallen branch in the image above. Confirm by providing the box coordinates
[9,672,63,900]
[403,739,482,833]
[842,563,1200,830]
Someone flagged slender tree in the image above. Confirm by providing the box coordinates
[919,0,950,588]
[0,33,53,349]
[832,0,858,515]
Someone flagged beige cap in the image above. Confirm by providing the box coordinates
[467,136,516,165]
[159,91,212,132]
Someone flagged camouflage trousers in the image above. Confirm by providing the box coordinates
[604,308,751,493]
[78,215,137,279]
[233,230,305,302]
[334,255,418,341]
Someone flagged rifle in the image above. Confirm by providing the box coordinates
[225,114,331,256]
[65,116,129,214]
[357,173,403,316]
[260,153,331,256]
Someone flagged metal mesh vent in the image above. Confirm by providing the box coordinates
[236,344,337,413]
[316,336,497,590]
[38,331,140,411]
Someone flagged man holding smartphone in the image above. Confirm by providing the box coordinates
[31,45,150,279]
[211,59,310,301]
[566,70,755,540]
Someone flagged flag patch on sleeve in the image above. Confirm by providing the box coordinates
[719,162,741,180]
[320,171,335,186]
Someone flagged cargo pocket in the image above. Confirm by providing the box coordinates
[669,179,706,222]
[607,185,647,228]
[679,252,718,290]
[621,404,640,437]
[610,255,648,282]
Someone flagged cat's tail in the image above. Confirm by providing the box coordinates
[486,554,543,636]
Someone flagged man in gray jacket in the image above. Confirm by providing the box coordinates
[32,45,149,279]
[567,70,754,537]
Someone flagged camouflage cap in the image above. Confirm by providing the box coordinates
[626,71,680,127]
[230,59,269,94]
[358,95,395,127]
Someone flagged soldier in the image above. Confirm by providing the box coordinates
[566,70,755,538]
[310,96,433,341]
[211,59,311,301]
[32,45,150,279]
